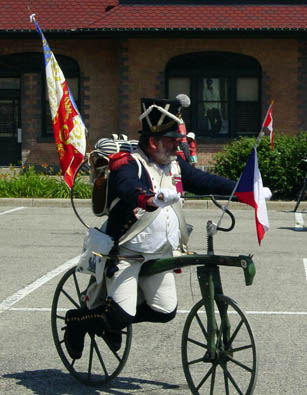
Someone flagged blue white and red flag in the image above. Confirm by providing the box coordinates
[33,18,86,189]
[234,147,269,245]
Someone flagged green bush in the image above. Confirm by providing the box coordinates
[213,131,307,200]
[0,166,92,199]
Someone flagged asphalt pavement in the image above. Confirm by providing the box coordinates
[0,200,306,394]
[0,197,306,211]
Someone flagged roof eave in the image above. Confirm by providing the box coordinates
[1,27,307,39]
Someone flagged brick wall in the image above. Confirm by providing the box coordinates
[298,39,307,131]
[21,73,42,164]
[120,37,300,165]
[119,39,129,133]
[0,36,304,167]
[196,143,227,167]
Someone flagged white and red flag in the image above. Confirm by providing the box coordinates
[262,102,274,150]
[234,147,269,245]
[32,17,86,189]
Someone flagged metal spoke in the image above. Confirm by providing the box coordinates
[87,337,94,380]
[226,318,244,348]
[232,344,253,353]
[101,334,122,362]
[72,271,82,303]
[227,355,253,373]
[221,363,244,395]
[188,356,207,365]
[187,336,208,349]
[60,288,80,309]
[223,366,230,395]
[196,365,214,391]
[91,334,109,377]
[195,312,209,341]
[209,364,216,395]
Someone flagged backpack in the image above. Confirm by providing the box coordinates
[90,135,139,217]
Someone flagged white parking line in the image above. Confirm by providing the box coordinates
[177,310,307,315]
[0,255,80,314]
[5,308,307,315]
[295,212,305,230]
[304,258,307,281]
[0,207,26,215]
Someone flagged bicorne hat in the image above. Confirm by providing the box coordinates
[139,94,190,138]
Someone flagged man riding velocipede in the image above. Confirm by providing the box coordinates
[63,94,271,360]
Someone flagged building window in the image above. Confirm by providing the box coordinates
[236,77,259,135]
[0,78,20,90]
[201,77,229,136]
[0,98,19,138]
[0,53,80,138]
[166,52,261,139]
[168,77,191,131]
[0,78,20,138]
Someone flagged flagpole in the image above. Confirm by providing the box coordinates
[85,135,98,177]
[216,101,273,228]
[216,176,241,229]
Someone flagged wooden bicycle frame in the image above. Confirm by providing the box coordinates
[140,253,255,360]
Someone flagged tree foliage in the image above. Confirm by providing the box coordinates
[213,132,307,200]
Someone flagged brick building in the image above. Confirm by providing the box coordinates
[0,0,307,167]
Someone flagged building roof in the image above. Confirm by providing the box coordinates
[1,1,307,35]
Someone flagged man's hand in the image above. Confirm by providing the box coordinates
[263,187,272,201]
[153,188,180,208]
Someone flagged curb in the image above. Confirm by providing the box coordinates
[0,198,90,208]
[184,199,307,211]
[0,198,306,211]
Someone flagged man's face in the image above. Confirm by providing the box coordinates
[151,136,182,165]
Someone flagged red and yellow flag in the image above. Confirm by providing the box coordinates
[33,19,86,188]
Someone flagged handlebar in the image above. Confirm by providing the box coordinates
[210,195,235,232]
[184,194,236,233]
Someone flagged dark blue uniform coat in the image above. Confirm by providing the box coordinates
[106,153,235,242]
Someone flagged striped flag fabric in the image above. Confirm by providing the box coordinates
[32,18,86,189]
[235,147,269,245]
[263,103,274,150]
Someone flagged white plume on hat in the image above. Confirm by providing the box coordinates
[187,132,195,140]
[176,94,191,108]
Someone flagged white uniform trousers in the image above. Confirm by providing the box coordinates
[105,245,177,316]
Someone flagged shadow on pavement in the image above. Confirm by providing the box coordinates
[278,227,307,232]
[3,369,181,394]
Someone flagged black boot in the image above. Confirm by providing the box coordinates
[64,307,108,359]
[64,298,134,358]
[64,308,88,359]
[104,329,122,352]
[133,302,177,324]
[101,297,135,351]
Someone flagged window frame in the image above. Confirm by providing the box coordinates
[165,52,261,139]
[0,53,80,139]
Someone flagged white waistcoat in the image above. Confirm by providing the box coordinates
[118,149,189,251]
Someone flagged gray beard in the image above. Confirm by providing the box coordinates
[153,142,177,165]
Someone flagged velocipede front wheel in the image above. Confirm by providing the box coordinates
[182,296,258,394]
